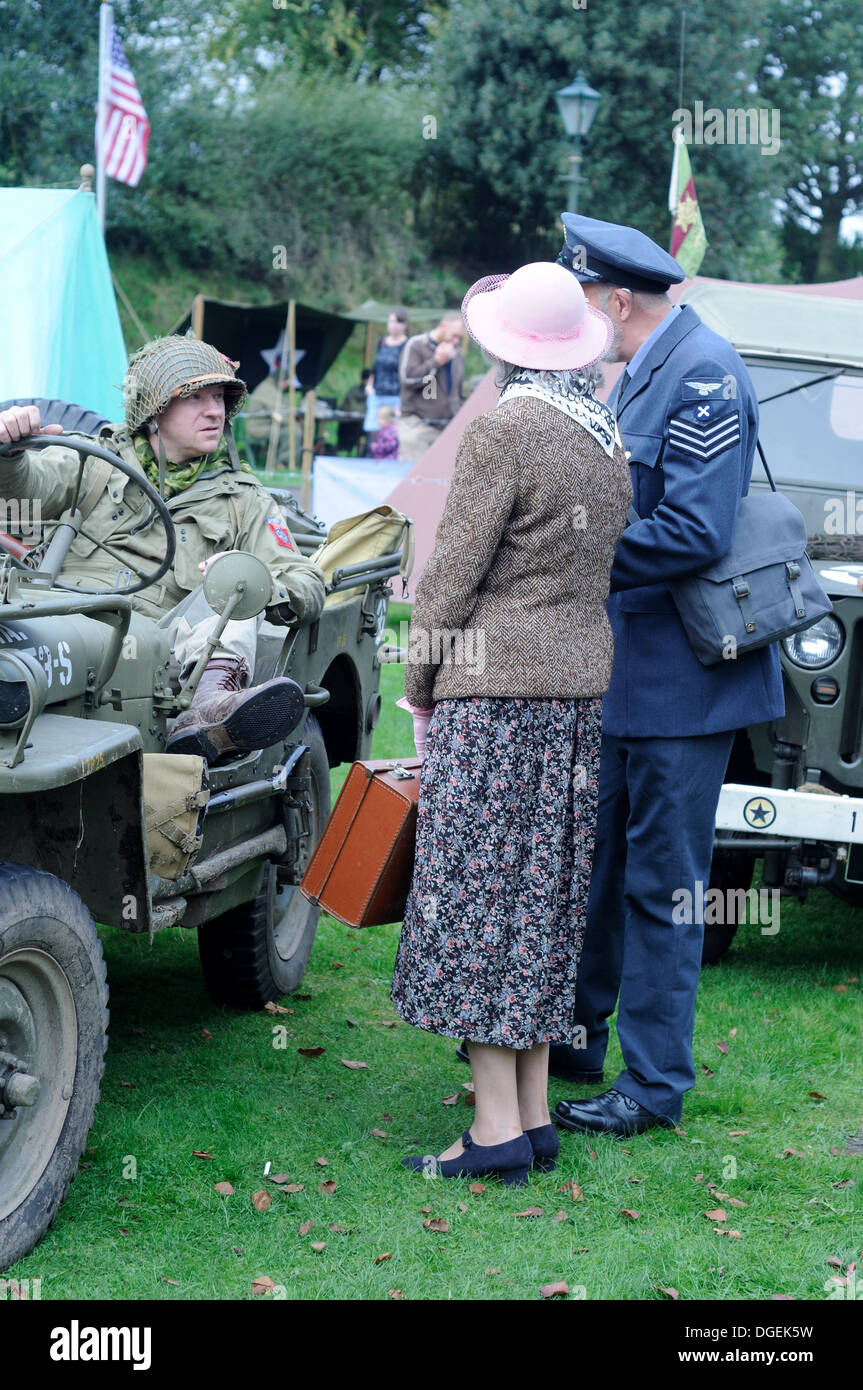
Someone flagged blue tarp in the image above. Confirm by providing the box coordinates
[0,188,127,420]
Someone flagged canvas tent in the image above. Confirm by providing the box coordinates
[387,274,863,593]
[0,187,127,420]
[171,297,355,393]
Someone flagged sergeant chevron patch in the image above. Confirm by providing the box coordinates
[668,413,741,461]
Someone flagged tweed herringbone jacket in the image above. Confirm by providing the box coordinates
[404,394,632,707]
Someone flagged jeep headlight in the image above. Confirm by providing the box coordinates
[782,615,844,669]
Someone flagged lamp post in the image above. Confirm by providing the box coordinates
[554,69,602,214]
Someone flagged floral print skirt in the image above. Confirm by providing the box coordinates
[390,695,602,1049]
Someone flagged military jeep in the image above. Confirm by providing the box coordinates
[680,285,863,960]
[0,406,408,1268]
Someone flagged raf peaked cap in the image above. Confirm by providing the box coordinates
[557,213,686,294]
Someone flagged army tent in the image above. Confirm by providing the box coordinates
[0,187,127,420]
[171,297,355,393]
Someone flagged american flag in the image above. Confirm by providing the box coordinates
[98,22,150,187]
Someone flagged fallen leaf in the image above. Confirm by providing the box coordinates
[315,1157,329,1167]
[770,1294,796,1300]
[620,1148,631,1155]
[310,1241,326,1252]
[251,1276,276,1296]
[673,1126,687,1137]
[628,1177,642,1184]
[298,1219,315,1236]
[200,1028,214,1040]
[620,1208,640,1220]
[297,1047,325,1058]
[419,1206,432,1214]
[832,1178,855,1188]
[727,1196,748,1209]
[161,1277,180,1286]
[728,1130,749,1137]
[716,1041,729,1054]
[705,1208,727,1221]
[269,1173,290,1185]
[729,1027,738,1038]
[214,1181,234,1197]
[540,1281,569,1299]
[282,1183,305,1194]
[265,1001,293,1015]
[552,1210,569,1222]
[331,961,344,969]
[694,1172,704,1183]
[192,1150,214,1159]
[252,1190,272,1213]
[382,1113,393,1122]
[441,1092,460,1106]
[485,1266,502,1275]
[781,1147,805,1158]
[370,1128,389,1139]
[700,1066,715,1078]
[468,1182,486,1196]
[827,1256,843,1269]
[388,1289,406,1299]
[377,1021,398,1028]
[119,1228,130,1236]
[830,1147,841,1156]
[464,1092,476,1108]
[570,1183,585,1202]
[375,1252,392,1264]
[726,1229,743,1239]
[808,1091,827,1100]
[422,1217,450,1233]
[848,977,859,983]
[120,1079,136,1088]
[341,1059,369,1069]
[513,1207,544,1218]
[653,1284,680,1300]
[461,1082,475,1092]
[329,1224,347,1233]
[834,985,848,993]
[457,1201,468,1213]
[320,1179,337,1195]
[587,1145,598,1160]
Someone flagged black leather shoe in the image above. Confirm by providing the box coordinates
[525,1123,559,1173]
[401,1129,532,1187]
[554,1088,675,1137]
[455,1039,604,1085]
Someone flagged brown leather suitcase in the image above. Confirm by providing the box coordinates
[299,758,422,927]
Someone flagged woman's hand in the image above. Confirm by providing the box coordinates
[396,697,435,761]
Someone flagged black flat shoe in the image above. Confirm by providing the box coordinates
[554,1088,676,1137]
[525,1123,559,1173]
[401,1129,532,1187]
[455,1039,604,1085]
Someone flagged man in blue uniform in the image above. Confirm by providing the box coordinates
[551,215,784,1135]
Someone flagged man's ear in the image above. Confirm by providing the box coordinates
[615,288,634,320]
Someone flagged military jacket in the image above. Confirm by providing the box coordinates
[3,424,326,625]
[603,305,785,739]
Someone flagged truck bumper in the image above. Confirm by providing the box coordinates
[716,782,863,846]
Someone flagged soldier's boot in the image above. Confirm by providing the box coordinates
[166,657,305,764]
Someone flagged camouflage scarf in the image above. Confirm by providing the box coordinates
[133,431,254,498]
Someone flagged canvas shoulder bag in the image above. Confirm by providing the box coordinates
[627,443,832,667]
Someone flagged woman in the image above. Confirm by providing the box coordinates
[363,310,409,435]
[391,262,632,1187]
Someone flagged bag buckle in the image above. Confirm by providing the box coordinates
[732,578,750,599]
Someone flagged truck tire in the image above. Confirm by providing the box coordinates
[0,863,108,1271]
[701,846,756,967]
[197,716,331,1008]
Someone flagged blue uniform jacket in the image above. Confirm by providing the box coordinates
[603,305,785,738]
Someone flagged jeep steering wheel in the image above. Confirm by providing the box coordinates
[0,433,176,597]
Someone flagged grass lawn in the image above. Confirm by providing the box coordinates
[8,605,862,1301]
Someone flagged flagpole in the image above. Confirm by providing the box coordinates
[96,1,113,233]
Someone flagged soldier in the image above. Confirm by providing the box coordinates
[0,335,326,763]
[243,366,303,468]
[549,215,784,1136]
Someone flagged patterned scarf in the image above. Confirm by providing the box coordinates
[133,432,254,498]
[498,367,621,458]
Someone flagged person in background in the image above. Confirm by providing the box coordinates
[391,263,631,1187]
[369,405,399,459]
[364,311,409,440]
[397,313,465,460]
[244,364,303,469]
[338,367,373,455]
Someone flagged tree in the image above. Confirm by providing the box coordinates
[756,0,863,280]
[422,0,784,281]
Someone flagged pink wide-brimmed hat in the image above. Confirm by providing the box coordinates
[462,261,612,370]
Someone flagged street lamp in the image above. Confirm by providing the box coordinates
[555,69,602,215]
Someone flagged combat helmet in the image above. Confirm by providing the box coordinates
[123,334,247,433]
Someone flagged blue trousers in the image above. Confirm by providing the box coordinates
[573,729,734,1122]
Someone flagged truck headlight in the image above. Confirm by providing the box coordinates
[782,615,844,669]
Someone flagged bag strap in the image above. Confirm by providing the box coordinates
[77,456,115,521]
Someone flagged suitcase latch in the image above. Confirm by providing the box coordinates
[389,761,416,780]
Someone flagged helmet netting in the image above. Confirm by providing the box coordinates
[124,335,247,432]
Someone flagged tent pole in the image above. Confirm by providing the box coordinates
[266,299,294,473]
[364,321,374,368]
[96,2,112,234]
[300,390,315,511]
[191,294,206,340]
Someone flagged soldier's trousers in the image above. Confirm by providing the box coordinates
[573,729,734,1122]
[159,585,260,677]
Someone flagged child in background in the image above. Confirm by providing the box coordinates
[370,405,399,459]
